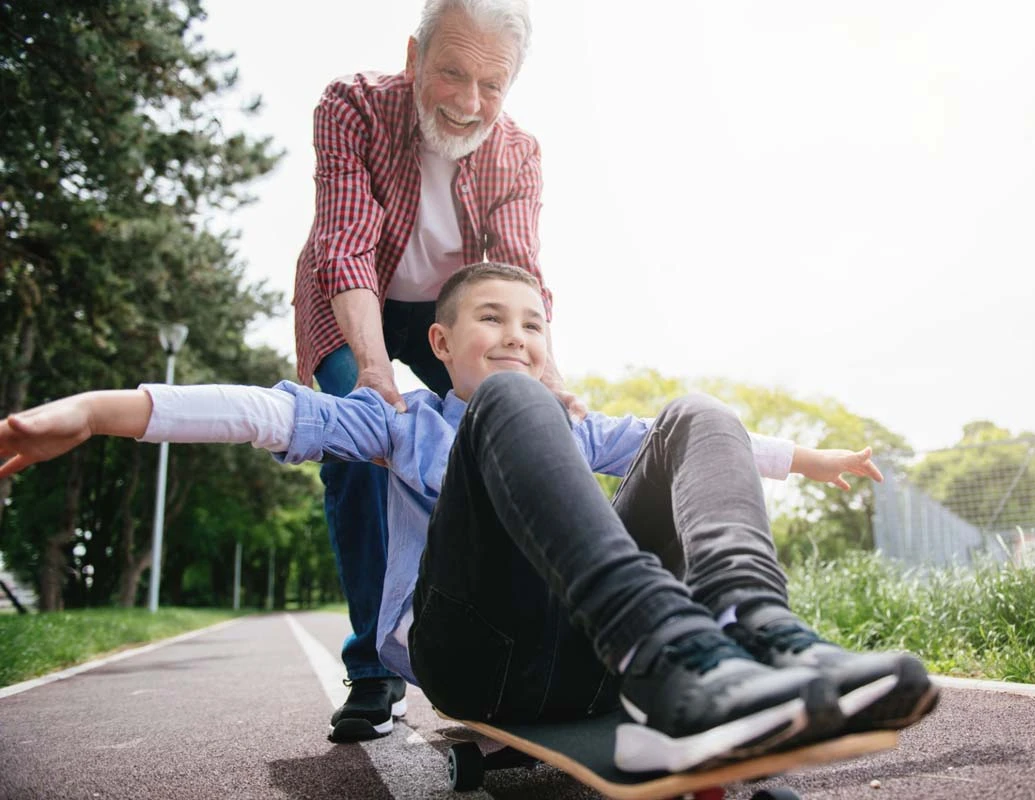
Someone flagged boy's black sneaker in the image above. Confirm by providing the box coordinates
[328,676,408,742]
[615,616,841,773]
[724,606,939,735]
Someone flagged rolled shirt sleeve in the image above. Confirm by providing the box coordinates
[749,433,795,480]
[139,384,296,452]
[272,382,392,465]
[137,381,396,470]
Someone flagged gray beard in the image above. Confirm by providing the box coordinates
[415,94,493,161]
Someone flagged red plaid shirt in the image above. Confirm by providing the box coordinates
[292,71,552,385]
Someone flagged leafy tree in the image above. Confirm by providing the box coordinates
[570,369,691,497]
[909,422,1035,536]
[0,0,315,610]
[569,369,910,564]
[696,377,910,563]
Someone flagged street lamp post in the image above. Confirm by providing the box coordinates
[148,323,188,613]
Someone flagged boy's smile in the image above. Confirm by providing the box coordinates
[429,278,548,400]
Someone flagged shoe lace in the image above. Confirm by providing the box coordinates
[755,623,825,655]
[341,677,385,700]
[666,629,751,675]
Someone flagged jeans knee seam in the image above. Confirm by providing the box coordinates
[479,425,570,597]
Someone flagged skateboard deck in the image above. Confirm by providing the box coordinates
[439,710,897,800]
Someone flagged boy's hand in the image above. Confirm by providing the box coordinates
[0,396,95,478]
[792,446,884,490]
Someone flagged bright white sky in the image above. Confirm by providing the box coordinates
[197,0,1035,453]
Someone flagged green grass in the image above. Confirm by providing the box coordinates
[6,557,1035,690]
[788,550,1035,683]
[0,607,246,688]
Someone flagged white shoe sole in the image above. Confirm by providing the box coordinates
[839,673,898,717]
[614,697,807,773]
[372,697,409,734]
[328,696,409,738]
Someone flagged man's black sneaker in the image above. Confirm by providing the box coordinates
[725,606,939,735]
[328,676,408,742]
[615,616,840,773]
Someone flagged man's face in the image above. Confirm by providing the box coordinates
[406,9,518,160]
[429,279,547,400]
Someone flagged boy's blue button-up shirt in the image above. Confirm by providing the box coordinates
[272,381,652,684]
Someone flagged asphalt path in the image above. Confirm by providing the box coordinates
[3,611,1035,800]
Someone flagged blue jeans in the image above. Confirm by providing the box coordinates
[315,300,452,680]
[410,373,789,722]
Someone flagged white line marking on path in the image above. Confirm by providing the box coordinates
[0,618,243,700]
[284,613,495,800]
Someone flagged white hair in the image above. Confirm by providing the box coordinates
[414,0,532,77]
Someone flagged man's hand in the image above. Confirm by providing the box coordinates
[540,355,587,421]
[551,388,588,421]
[356,362,407,414]
[330,289,407,413]
[0,396,95,479]
[792,445,884,490]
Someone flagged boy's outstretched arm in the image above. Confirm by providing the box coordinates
[790,445,883,490]
[0,391,152,479]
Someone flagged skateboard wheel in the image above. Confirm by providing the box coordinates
[693,788,725,800]
[447,742,485,791]
[750,789,802,800]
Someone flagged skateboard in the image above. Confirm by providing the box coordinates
[439,710,897,800]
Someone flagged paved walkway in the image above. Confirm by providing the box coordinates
[3,611,1035,799]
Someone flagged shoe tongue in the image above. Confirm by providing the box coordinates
[628,613,718,675]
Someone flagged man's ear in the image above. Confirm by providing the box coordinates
[428,322,452,363]
[405,37,419,81]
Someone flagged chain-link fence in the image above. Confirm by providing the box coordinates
[873,438,1035,568]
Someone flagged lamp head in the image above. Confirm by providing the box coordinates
[158,323,189,355]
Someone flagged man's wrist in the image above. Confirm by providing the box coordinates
[355,353,392,372]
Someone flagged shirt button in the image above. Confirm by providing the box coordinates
[458,183,470,193]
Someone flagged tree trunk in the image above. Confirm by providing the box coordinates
[274,548,291,610]
[165,560,186,606]
[0,312,37,530]
[116,446,148,607]
[38,451,82,611]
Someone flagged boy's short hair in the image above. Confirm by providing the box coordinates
[435,262,542,325]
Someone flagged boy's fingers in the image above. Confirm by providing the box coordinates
[833,475,851,490]
[6,413,29,433]
[854,448,884,482]
[0,454,29,480]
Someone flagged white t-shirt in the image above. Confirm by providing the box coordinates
[386,145,464,302]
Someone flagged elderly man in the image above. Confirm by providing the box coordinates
[293,0,571,741]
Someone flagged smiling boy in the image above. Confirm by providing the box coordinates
[0,263,937,772]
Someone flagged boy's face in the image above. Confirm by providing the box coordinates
[429,278,548,400]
